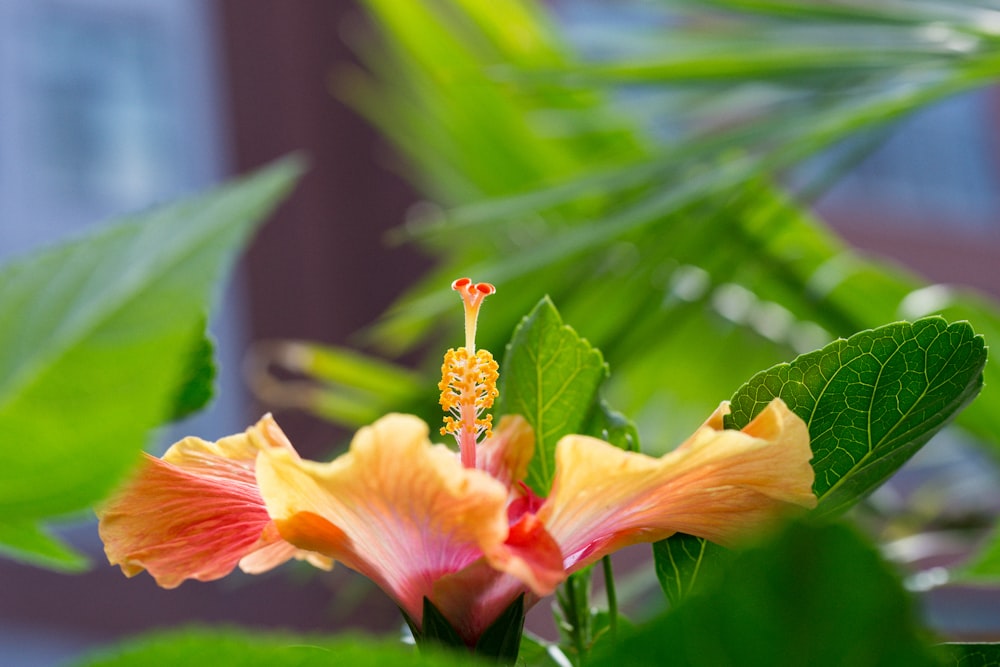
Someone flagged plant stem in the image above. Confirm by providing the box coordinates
[557,570,592,666]
[565,575,587,664]
[602,555,618,641]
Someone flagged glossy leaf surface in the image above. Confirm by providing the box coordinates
[656,317,986,602]
[496,297,607,495]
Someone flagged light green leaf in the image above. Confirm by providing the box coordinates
[957,525,1000,584]
[0,158,301,567]
[725,317,986,517]
[600,522,942,667]
[245,340,425,428]
[496,297,607,495]
[75,628,477,667]
[505,44,949,85]
[0,520,87,572]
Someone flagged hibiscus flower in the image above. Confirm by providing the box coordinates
[98,279,815,648]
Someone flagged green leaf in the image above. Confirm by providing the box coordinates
[475,594,525,664]
[419,597,466,650]
[506,43,950,85]
[653,317,987,604]
[585,398,640,452]
[296,342,424,396]
[957,525,1000,584]
[944,644,1000,666]
[555,567,594,665]
[0,519,87,572]
[0,157,302,566]
[352,0,1000,477]
[725,317,986,517]
[516,634,567,667]
[245,340,425,428]
[652,533,731,607]
[75,628,476,667]
[596,522,943,667]
[169,324,216,422]
[496,297,607,495]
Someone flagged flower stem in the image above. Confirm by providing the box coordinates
[557,570,592,666]
[602,555,618,641]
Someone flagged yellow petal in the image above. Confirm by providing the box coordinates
[238,522,333,575]
[255,414,518,620]
[538,399,816,572]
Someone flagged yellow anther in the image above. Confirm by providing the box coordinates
[439,279,499,468]
[438,348,499,439]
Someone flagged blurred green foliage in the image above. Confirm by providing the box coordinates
[0,158,302,569]
[311,0,1000,452]
[605,521,945,667]
[76,629,481,667]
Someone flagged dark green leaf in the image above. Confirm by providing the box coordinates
[475,594,525,664]
[555,568,593,664]
[725,317,986,517]
[76,627,476,667]
[596,522,943,667]
[585,399,640,452]
[0,157,302,567]
[654,317,987,603]
[496,297,607,495]
[420,597,466,651]
[652,534,731,607]
[944,643,1000,666]
[400,606,422,643]
[169,324,216,421]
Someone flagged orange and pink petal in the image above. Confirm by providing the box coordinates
[474,415,534,490]
[96,416,329,588]
[538,398,816,572]
[255,413,565,633]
